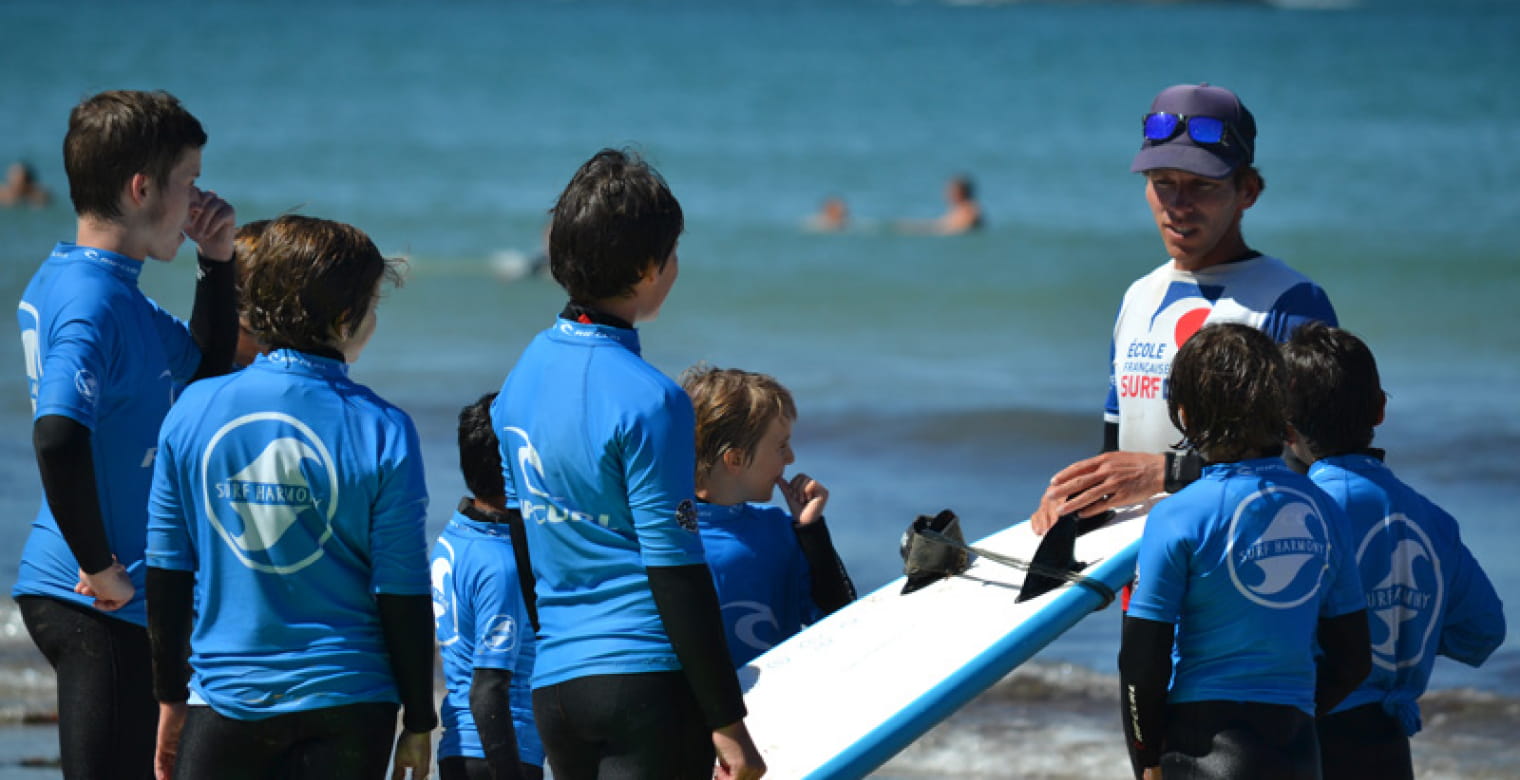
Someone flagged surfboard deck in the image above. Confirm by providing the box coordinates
[738,499,1155,779]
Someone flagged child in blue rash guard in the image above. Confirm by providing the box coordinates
[1119,323,1370,780]
[145,215,437,780]
[432,393,544,780]
[680,365,856,668]
[1281,322,1505,780]
[492,148,765,780]
[14,89,239,780]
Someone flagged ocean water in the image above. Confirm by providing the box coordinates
[1,0,1517,776]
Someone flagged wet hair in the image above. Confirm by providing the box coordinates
[1167,323,1287,463]
[458,392,504,500]
[1281,322,1383,459]
[239,215,402,353]
[950,175,975,200]
[63,90,207,220]
[680,364,797,482]
[548,148,683,303]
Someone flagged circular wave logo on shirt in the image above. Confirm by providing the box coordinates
[202,412,339,574]
[483,614,518,653]
[726,600,780,654]
[1357,514,1443,671]
[73,369,99,403]
[1226,487,1331,609]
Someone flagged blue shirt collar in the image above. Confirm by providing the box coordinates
[548,316,641,355]
[53,242,143,285]
[256,348,352,379]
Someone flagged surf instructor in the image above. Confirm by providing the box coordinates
[1031,83,1338,534]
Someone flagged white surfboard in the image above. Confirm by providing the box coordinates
[738,499,1156,779]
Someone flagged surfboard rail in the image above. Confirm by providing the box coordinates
[739,499,1156,779]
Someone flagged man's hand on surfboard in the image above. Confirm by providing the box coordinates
[712,720,766,779]
[1031,451,1165,535]
[777,472,828,527]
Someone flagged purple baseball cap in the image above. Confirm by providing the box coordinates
[1130,83,1256,178]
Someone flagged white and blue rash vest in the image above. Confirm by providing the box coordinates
[1127,457,1367,716]
[15,243,202,625]
[431,506,543,765]
[146,349,430,719]
[1309,453,1506,735]
[492,318,707,689]
[697,502,819,668]
[1106,255,1337,454]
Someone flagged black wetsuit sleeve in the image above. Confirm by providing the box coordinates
[32,415,112,575]
[469,667,525,780]
[1163,450,1203,495]
[1103,421,1119,453]
[646,563,747,729]
[1316,609,1372,715]
[188,253,238,381]
[794,518,856,614]
[377,593,440,733]
[1119,615,1174,776]
[146,567,196,702]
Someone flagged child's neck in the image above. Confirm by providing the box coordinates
[75,216,148,262]
[584,296,641,328]
[695,478,745,507]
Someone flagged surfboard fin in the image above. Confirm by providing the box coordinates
[1015,511,1109,603]
[899,509,971,594]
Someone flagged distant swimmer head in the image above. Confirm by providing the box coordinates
[1131,83,1256,179]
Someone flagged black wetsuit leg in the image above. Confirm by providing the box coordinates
[532,671,712,780]
[18,595,156,780]
[439,756,545,780]
[1161,700,1320,780]
[438,756,488,780]
[174,701,397,780]
[1317,702,1413,780]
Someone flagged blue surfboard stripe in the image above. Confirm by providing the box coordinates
[807,528,1144,780]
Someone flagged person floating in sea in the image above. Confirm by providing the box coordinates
[804,196,849,232]
[895,174,982,235]
[0,160,51,207]
[14,89,240,780]
[681,364,856,668]
[1119,322,1370,780]
[1281,322,1505,780]
[1031,83,1338,537]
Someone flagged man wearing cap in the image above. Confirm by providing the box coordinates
[1031,83,1339,534]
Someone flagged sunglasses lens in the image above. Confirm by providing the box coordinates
[1143,113,1180,141]
[1187,117,1226,144]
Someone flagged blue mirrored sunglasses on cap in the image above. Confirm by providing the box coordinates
[1142,112,1234,145]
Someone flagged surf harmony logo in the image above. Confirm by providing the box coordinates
[1358,514,1443,671]
[202,412,338,574]
[1227,487,1332,609]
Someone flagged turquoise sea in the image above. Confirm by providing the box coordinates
[1,0,1517,776]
